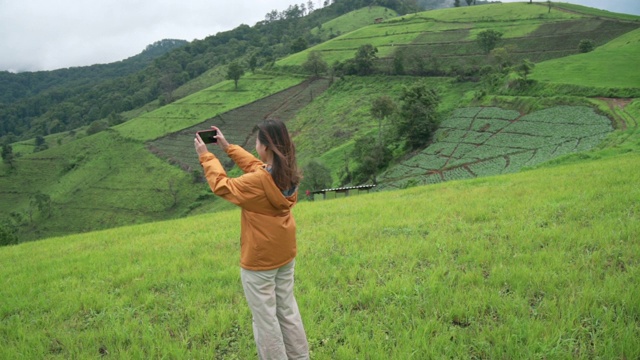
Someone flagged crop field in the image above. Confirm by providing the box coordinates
[379,105,614,189]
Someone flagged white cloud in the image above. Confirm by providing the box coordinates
[0,0,302,71]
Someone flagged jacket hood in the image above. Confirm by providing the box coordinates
[259,167,297,212]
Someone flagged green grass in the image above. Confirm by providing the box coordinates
[311,6,398,40]
[531,28,640,88]
[551,2,640,21]
[115,74,305,141]
[0,130,203,241]
[417,2,584,22]
[1,151,638,359]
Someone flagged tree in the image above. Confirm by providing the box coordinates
[291,37,308,53]
[302,51,328,78]
[226,62,245,90]
[368,96,397,183]
[392,49,405,75]
[477,29,503,54]
[490,45,516,71]
[248,54,258,73]
[1,144,15,169]
[34,135,48,153]
[454,0,461,6]
[0,220,18,246]
[371,96,396,137]
[397,84,441,149]
[354,44,378,76]
[516,59,535,80]
[30,191,52,219]
[465,0,473,5]
[300,160,333,193]
[351,136,392,184]
[578,39,595,53]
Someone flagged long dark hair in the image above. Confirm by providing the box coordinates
[257,119,302,191]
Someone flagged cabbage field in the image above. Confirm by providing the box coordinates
[380,106,613,188]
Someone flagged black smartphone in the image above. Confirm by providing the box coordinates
[196,129,217,144]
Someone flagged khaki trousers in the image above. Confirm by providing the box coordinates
[241,259,309,360]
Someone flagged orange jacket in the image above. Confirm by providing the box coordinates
[199,145,297,271]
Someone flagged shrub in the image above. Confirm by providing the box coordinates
[578,39,595,53]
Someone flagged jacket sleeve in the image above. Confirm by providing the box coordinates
[226,144,264,173]
[199,151,263,207]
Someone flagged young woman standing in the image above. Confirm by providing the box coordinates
[194,119,309,359]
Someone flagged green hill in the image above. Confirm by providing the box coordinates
[530,28,640,88]
[278,2,639,72]
[1,149,638,358]
[310,6,399,41]
[1,2,639,243]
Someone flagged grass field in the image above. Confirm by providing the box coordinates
[531,28,640,88]
[115,74,305,141]
[1,150,638,359]
[310,6,398,41]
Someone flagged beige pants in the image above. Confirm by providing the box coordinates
[241,259,309,360]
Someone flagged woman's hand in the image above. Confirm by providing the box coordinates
[194,126,230,156]
[211,126,230,151]
[194,134,209,156]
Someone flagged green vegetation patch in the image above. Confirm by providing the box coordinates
[552,2,640,21]
[311,6,398,40]
[380,106,613,189]
[415,2,584,22]
[115,75,305,141]
[531,28,640,89]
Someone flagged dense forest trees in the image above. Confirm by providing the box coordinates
[0,0,423,144]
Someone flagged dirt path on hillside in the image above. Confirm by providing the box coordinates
[597,97,635,130]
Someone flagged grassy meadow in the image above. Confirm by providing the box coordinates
[531,28,640,88]
[1,150,638,359]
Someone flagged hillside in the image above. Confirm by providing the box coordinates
[0,39,188,104]
[1,150,638,358]
[531,28,640,88]
[1,2,640,244]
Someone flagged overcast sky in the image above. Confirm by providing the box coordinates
[1,0,638,73]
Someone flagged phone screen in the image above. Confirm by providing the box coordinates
[197,130,217,144]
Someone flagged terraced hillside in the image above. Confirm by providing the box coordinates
[278,3,640,74]
[149,77,331,173]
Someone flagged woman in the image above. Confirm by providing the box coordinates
[194,119,309,360]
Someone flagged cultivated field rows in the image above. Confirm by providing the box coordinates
[149,78,331,173]
[380,106,613,189]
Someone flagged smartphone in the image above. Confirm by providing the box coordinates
[196,129,217,144]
